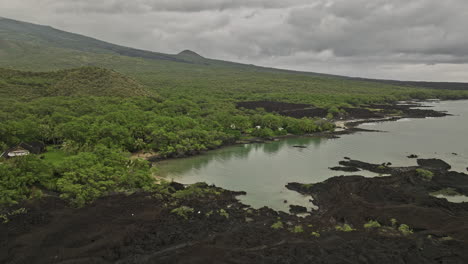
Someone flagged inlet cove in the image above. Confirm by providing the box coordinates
[156,100,468,212]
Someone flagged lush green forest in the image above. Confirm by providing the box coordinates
[0,67,151,98]
[0,95,335,207]
[2,17,468,208]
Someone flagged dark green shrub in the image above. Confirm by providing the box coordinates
[251,128,275,138]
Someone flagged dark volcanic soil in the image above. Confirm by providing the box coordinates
[370,103,448,118]
[288,158,468,262]
[236,101,329,118]
[2,158,468,263]
[329,166,361,172]
[236,100,449,120]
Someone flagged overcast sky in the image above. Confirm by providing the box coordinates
[2,0,468,81]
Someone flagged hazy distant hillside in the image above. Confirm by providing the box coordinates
[0,16,267,71]
[0,17,188,63]
[1,17,468,106]
[349,78,468,91]
[0,67,151,98]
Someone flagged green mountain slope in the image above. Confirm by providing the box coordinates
[0,67,151,98]
[1,17,468,106]
[0,17,185,63]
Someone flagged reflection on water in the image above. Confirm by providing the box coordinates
[156,137,330,212]
[157,137,326,180]
[156,100,468,213]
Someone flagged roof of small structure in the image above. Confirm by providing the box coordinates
[1,142,46,158]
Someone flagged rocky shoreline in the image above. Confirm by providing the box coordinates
[238,100,451,142]
[2,156,468,263]
[2,101,465,263]
[287,158,468,242]
[148,101,449,162]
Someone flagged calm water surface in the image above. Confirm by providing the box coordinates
[156,100,468,212]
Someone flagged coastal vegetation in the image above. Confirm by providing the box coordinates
[1,18,468,210]
[0,146,154,207]
[0,90,339,206]
[0,67,150,98]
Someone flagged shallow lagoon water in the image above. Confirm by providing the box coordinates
[156,100,468,212]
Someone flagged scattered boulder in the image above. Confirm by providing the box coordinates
[169,181,186,191]
[329,166,360,172]
[417,159,451,171]
[289,205,308,214]
[407,154,418,159]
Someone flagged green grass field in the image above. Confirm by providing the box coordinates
[42,147,67,166]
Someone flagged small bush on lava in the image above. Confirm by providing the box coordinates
[416,169,434,181]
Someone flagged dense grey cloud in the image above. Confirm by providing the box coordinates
[51,0,312,13]
[1,0,468,81]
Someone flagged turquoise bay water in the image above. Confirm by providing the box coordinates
[156,100,468,212]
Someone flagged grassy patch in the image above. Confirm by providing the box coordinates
[292,225,304,233]
[335,224,355,232]
[172,183,222,199]
[398,224,414,235]
[416,169,434,181]
[311,231,320,237]
[0,207,27,224]
[205,210,214,217]
[218,209,229,219]
[42,147,67,166]
[170,206,194,220]
[271,221,284,230]
[364,220,381,229]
